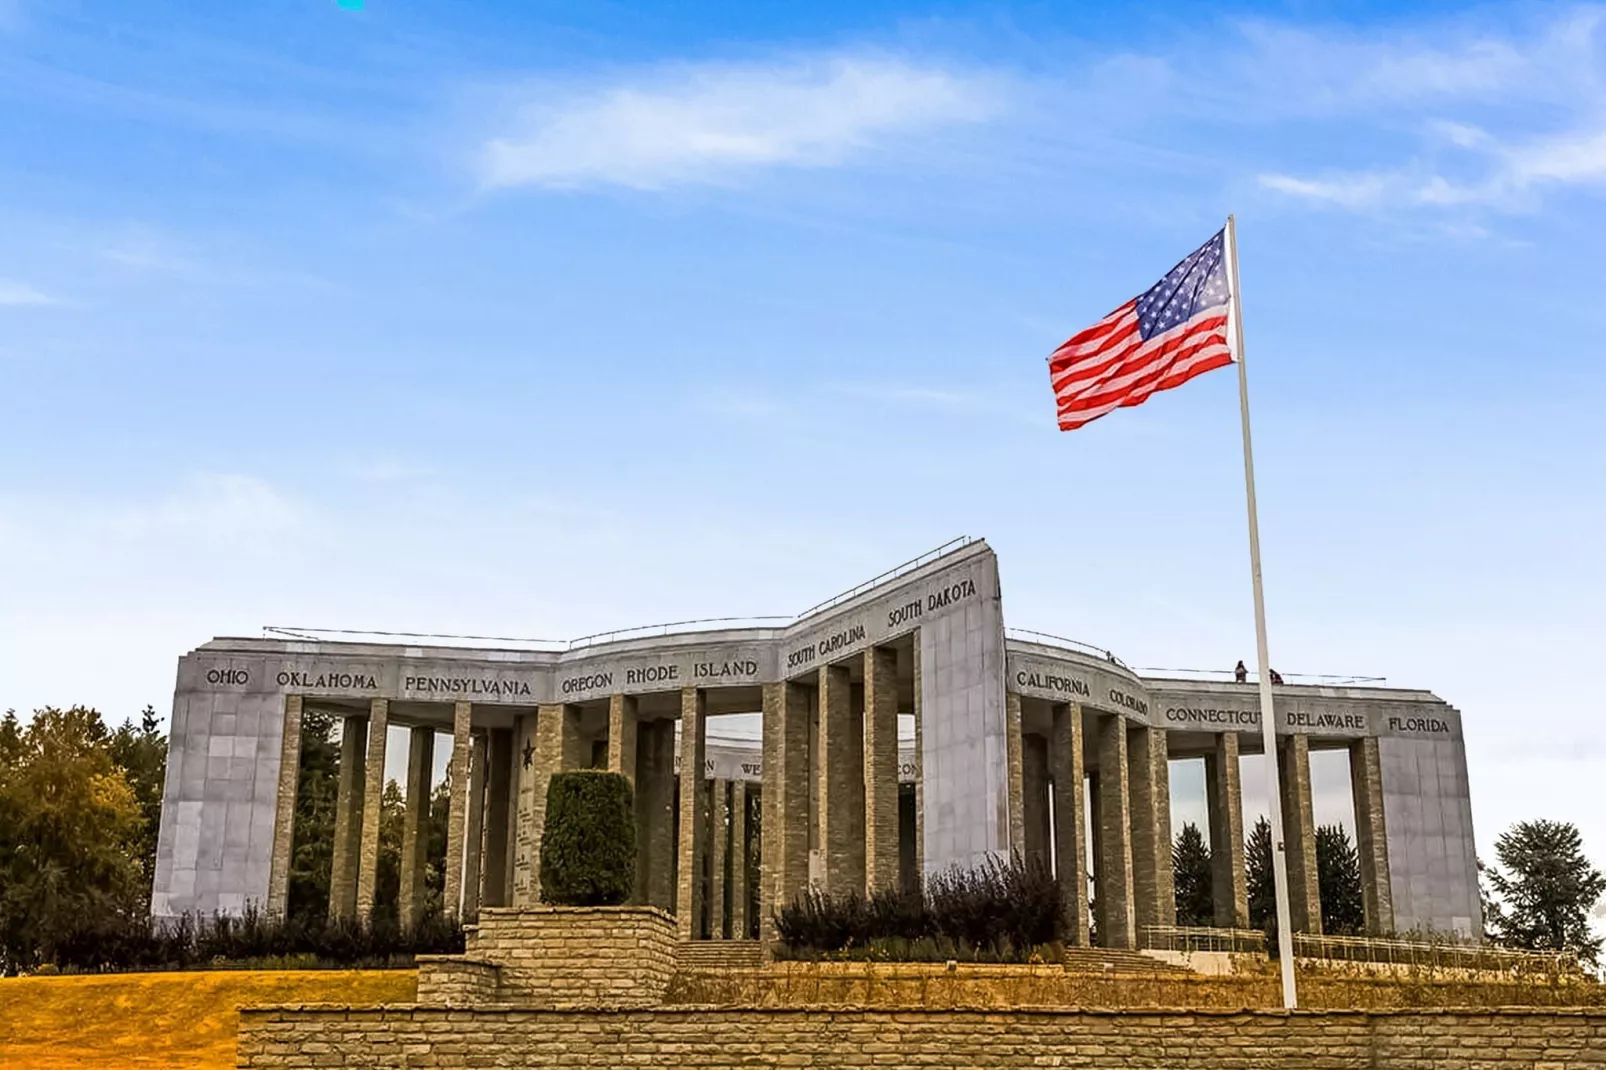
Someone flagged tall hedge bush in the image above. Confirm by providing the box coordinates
[539,771,637,907]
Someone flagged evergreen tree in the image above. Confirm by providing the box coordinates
[285,709,341,922]
[1171,822,1214,926]
[108,705,168,899]
[1316,823,1365,935]
[373,779,406,926]
[1245,815,1274,933]
[1486,820,1605,967]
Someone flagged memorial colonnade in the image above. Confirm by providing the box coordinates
[261,660,1395,946]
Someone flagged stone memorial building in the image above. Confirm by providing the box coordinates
[151,537,1482,946]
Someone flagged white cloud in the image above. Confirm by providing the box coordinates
[479,53,1001,191]
[1258,172,1396,210]
[110,474,304,542]
[1262,122,1606,214]
[1230,8,1605,115]
[1246,9,1606,218]
[0,279,53,305]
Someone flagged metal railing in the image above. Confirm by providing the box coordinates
[563,616,792,650]
[265,537,982,653]
[1141,925,1267,954]
[1006,629,1133,671]
[1136,667,1388,686]
[1291,932,1579,973]
[793,536,976,621]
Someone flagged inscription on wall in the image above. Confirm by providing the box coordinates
[405,675,533,698]
[787,571,982,674]
[559,654,765,699]
[1014,670,1090,698]
[1163,705,1260,727]
[280,670,379,690]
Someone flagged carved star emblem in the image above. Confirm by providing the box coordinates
[521,739,534,769]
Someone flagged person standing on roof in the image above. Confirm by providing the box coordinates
[1234,660,1247,683]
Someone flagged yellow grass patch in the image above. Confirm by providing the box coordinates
[0,969,416,1070]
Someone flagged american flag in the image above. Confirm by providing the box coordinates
[1049,229,1234,431]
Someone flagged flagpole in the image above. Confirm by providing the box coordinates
[1225,213,1299,1010]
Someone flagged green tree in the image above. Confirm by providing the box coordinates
[0,707,146,970]
[107,704,167,898]
[540,771,636,906]
[372,779,406,926]
[1485,820,1605,967]
[1172,822,1214,926]
[1245,815,1275,933]
[1316,824,1365,935]
[286,709,341,922]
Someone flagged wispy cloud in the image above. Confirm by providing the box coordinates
[1244,8,1606,218]
[1261,123,1606,213]
[0,279,53,306]
[478,53,1002,191]
[826,380,1045,426]
[110,474,304,542]
[339,458,438,483]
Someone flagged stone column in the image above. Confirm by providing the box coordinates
[355,698,390,924]
[265,695,304,918]
[1349,735,1395,935]
[638,719,677,910]
[1279,734,1323,935]
[1206,732,1248,928]
[526,704,579,905]
[1023,733,1051,869]
[608,694,639,789]
[328,715,367,920]
[676,688,708,939]
[511,712,540,905]
[1095,715,1135,949]
[442,701,473,919]
[817,663,864,897]
[710,778,730,939]
[730,780,749,940]
[912,638,924,879]
[1005,691,1026,858]
[1050,703,1090,946]
[462,731,488,918]
[761,681,810,945]
[1128,724,1175,937]
[480,728,513,909]
[398,725,435,929]
[863,646,900,894]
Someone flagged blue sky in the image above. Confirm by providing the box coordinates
[2,1,1604,888]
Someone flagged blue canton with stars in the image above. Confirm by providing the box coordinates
[1133,229,1229,341]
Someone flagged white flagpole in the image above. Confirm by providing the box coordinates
[1224,213,1299,1009]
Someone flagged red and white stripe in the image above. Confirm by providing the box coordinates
[1048,300,1233,431]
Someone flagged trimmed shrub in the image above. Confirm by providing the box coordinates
[539,770,637,907]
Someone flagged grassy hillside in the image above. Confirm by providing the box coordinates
[0,969,417,1070]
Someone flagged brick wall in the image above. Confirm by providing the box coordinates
[443,906,677,1007]
[238,1005,1606,1068]
[413,957,499,1005]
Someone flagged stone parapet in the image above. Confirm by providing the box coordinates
[240,1005,1606,1069]
[456,906,679,1007]
[414,956,501,1005]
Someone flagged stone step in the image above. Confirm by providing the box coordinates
[676,940,766,972]
[1061,946,1194,975]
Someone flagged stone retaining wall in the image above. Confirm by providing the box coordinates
[413,957,499,1005]
[238,1005,1606,1068]
[424,906,677,1007]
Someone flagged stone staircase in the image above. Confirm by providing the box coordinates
[1061,946,1195,975]
[676,939,766,972]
